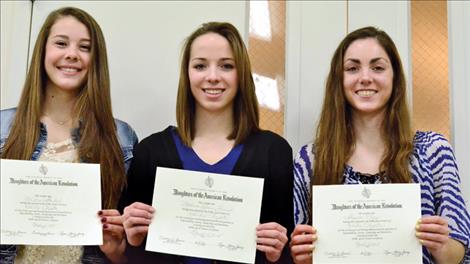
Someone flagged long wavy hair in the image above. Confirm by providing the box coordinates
[313,26,413,185]
[176,22,260,146]
[1,7,125,209]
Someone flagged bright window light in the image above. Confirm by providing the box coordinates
[253,73,280,111]
[249,0,272,41]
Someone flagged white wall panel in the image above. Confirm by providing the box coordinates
[285,1,346,152]
[348,1,412,105]
[0,1,32,109]
[24,1,247,139]
[448,1,470,206]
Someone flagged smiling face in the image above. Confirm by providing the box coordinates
[343,37,393,117]
[188,32,238,115]
[44,16,91,94]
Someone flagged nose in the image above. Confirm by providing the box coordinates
[206,66,220,83]
[359,69,372,85]
[65,46,80,61]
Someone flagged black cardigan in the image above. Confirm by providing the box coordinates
[120,126,294,264]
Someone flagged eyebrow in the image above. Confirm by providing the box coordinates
[190,57,234,62]
[344,57,389,64]
[50,34,91,42]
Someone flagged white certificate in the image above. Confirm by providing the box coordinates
[312,184,422,264]
[1,159,102,245]
[146,167,264,263]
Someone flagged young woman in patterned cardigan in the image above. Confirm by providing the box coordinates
[290,26,470,264]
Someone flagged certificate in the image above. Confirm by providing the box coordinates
[1,159,102,245]
[312,184,422,264]
[146,167,264,263]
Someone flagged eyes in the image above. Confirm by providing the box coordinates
[344,64,387,73]
[53,39,91,52]
[192,62,235,71]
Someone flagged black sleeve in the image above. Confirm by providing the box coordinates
[117,131,182,263]
[266,135,294,263]
[118,138,156,213]
[270,136,295,263]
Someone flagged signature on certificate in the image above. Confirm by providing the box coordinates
[32,230,55,237]
[325,250,351,258]
[384,249,411,257]
[159,235,185,245]
[217,242,244,251]
[59,231,85,238]
[1,229,27,237]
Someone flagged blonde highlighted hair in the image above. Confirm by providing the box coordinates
[2,7,125,209]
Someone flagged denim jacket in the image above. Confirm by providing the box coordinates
[0,107,138,264]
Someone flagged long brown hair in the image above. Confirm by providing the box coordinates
[313,26,413,185]
[176,22,260,146]
[1,7,125,209]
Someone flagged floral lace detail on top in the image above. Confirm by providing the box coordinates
[39,138,79,163]
[14,138,82,264]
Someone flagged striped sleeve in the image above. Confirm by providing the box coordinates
[293,144,314,225]
[419,131,470,262]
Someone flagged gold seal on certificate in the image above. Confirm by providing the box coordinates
[312,184,422,264]
[0,159,102,245]
[146,167,264,263]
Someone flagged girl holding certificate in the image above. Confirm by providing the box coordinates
[0,7,137,264]
[121,22,294,263]
[289,26,470,264]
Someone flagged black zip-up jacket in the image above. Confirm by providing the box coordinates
[119,126,294,264]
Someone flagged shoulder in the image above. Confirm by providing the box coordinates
[0,107,17,138]
[294,143,314,164]
[0,108,17,126]
[136,125,174,151]
[411,131,458,183]
[248,129,292,150]
[413,130,454,156]
[114,118,138,147]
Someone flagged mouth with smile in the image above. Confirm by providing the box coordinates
[355,89,377,97]
[57,65,82,75]
[203,88,225,95]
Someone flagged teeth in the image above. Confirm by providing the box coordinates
[60,67,79,72]
[357,90,376,97]
[204,89,223,95]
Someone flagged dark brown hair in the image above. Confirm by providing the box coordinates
[313,26,413,185]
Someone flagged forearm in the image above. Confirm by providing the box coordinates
[434,238,465,264]
[104,250,127,264]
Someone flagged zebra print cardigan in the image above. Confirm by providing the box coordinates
[293,131,470,264]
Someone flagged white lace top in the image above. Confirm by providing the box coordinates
[15,138,83,264]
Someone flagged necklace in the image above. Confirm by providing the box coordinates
[44,114,72,126]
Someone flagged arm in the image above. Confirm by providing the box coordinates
[122,202,154,247]
[293,144,314,225]
[118,137,159,261]
[416,216,465,264]
[256,135,294,262]
[98,209,127,264]
[290,145,316,264]
[418,133,470,263]
[290,224,317,264]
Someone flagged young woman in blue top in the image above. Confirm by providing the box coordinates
[290,27,470,264]
[0,7,137,264]
[121,22,294,263]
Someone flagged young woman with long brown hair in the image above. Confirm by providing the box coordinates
[290,27,469,264]
[121,22,294,263]
[0,7,137,264]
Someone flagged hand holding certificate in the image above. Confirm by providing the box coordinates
[311,184,422,264]
[0,159,102,245]
[145,167,264,264]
